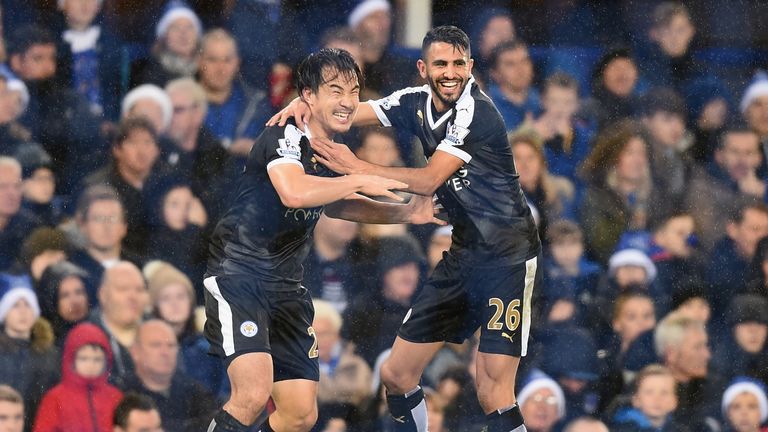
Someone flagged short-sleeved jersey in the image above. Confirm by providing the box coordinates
[206,120,338,289]
[369,76,541,264]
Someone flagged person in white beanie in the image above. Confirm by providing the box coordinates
[0,273,58,421]
[722,378,768,432]
[608,248,658,288]
[518,372,566,432]
[130,5,202,89]
[348,0,415,94]
[121,83,173,134]
[741,71,768,147]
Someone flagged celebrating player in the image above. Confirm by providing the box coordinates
[205,48,441,432]
[270,25,543,432]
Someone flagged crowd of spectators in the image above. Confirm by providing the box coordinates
[2,0,768,431]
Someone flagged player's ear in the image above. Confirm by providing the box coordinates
[468,58,474,74]
[301,87,314,106]
[417,59,427,79]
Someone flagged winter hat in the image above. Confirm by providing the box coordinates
[722,378,768,423]
[376,235,425,276]
[0,273,39,323]
[348,0,390,28]
[6,78,29,114]
[14,142,53,180]
[517,371,566,419]
[608,248,657,282]
[725,294,768,327]
[155,5,202,40]
[20,227,68,268]
[540,325,599,381]
[741,71,768,114]
[121,84,173,131]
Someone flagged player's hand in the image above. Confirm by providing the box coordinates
[311,137,366,175]
[407,194,448,225]
[353,175,408,202]
[266,97,311,127]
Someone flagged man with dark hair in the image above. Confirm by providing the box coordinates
[8,25,102,194]
[684,123,766,252]
[273,25,542,432]
[205,48,439,432]
[487,39,540,131]
[83,117,169,256]
[113,392,163,432]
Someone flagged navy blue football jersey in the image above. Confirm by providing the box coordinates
[369,76,541,264]
[207,120,338,288]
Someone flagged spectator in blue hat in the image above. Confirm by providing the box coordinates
[721,378,768,432]
[342,234,424,366]
[711,295,768,383]
[538,325,600,424]
[0,273,58,425]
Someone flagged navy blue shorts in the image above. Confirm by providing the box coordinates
[203,275,319,382]
[399,252,541,357]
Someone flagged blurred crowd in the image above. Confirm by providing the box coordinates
[1,0,768,431]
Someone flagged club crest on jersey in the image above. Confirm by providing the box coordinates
[446,123,469,146]
[240,321,258,337]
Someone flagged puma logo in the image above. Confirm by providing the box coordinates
[391,415,406,424]
[501,332,514,343]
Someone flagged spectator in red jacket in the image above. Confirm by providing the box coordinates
[33,322,123,432]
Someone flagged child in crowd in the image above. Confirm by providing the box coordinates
[542,220,602,324]
[0,274,58,423]
[33,322,122,431]
[146,181,207,301]
[612,364,684,431]
[534,72,595,183]
[721,378,768,432]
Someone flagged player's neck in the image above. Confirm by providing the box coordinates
[305,118,335,141]
[430,95,452,115]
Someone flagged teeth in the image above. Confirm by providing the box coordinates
[333,112,350,120]
[442,82,458,88]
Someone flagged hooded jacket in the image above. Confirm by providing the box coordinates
[33,323,123,432]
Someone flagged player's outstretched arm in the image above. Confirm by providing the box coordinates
[325,192,446,225]
[310,138,464,196]
[266,98,381,128]
[268,163,407,209]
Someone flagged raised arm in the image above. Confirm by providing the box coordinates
[267,98,381,128]
[268,163,407,209]
[324,192,446,225]
[310,138,464,196]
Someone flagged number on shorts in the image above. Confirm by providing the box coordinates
[307,326,319,358]
[487,298,521,331]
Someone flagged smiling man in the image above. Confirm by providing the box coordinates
[271,25,542,432]
[205,48,440,432]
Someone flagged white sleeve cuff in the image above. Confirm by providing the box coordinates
[267,157,304,171]
[436,141,472,163]
[368,101,392,127]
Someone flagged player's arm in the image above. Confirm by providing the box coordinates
[267,98,382,128]
[268,163,407,209]
[325,192,445,225]
[310,138,464,196]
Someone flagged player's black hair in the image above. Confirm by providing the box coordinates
[295,48,362,97]
[421,25,471,58]
[113,393,159,428]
